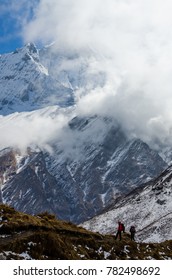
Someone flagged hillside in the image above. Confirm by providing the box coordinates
[0,204,172,260]
[81,164,172,243]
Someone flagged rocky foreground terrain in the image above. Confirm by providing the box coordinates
[0,204,172,260]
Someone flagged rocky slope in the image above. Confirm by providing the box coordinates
[0,204,172,260]
[81,164,172,243]
[0,148,68,219]
[0,113,167,223]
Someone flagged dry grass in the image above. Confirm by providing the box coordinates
[0,204,172,260]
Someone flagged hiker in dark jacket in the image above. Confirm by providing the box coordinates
[130,225,136,241]
[115,221,124,240]
[121,222,125,233]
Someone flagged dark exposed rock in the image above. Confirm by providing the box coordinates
[0,150,69,220]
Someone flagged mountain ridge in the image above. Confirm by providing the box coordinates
[81,164,172,243]
[0,114,167,223]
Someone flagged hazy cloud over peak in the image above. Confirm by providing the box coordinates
[4,0,172,151]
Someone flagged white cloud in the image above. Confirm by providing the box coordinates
[0,108,69,153]
[12,0,172,149]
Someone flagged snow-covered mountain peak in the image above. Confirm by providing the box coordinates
[0,42,109,115]
[0,43,75,115]
[1,42,40,68]
[23,42,38,54]
[14,42,39,60]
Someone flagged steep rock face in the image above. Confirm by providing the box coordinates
[44,116,167,222]
[81,165,172,243]
[0,149,69,219]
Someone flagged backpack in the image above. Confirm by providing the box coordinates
[130,226,135,233]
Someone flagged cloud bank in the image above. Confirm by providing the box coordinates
[0,108,69,153]
[2,0,172,152]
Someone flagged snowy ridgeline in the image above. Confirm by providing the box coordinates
[81,165,172,243]
[0,43,107,115]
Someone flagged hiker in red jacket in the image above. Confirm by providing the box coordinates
[115,221,124,240]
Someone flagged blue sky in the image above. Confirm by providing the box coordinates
[0,12,23,54]
[0,1,37,54]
